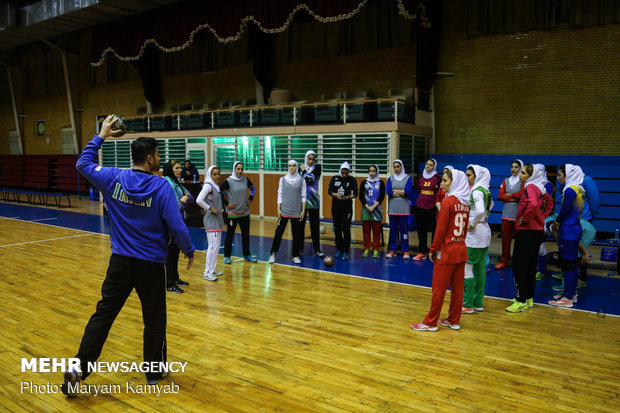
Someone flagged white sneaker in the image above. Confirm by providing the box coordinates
[292,256,301,264]
[268,253,276,263]
[212,270,223,276]
[203,273,217,281]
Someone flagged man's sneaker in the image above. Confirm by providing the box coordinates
[244,255,257,263]
[61,368,82,397]
[386,251,396,258]
[403,252,411,260]
[223,257,232,264]
[268,253,276,264]
[526,298,534,308]
[362,249,370,258]
[439,319,461,330]
[462,307,475,314]
[494,262,508,270]
[314,251,325,258]
[334,251,341,258]
[373,250,379,258]
[413,253,427,261]
[578,280,587,288]
[410,322,438,331]
[203,273,217,282]
[147,371,168,385]
[292,256,301,264]
[341,252,348,261]
[474,307,484,312]
[506,301,528,312]
[553,294,577,303]
[552,272,564,280]
[212,270,223,276]
[176,279,189,286]
[535,272,545,281]
[548,297,574,308]
[167,285,184,293]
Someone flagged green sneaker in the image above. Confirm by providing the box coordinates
[506,301,529,313]
[372,250,379,258]
[362,249,370,258]
[552,272,564,280]
[552,282,564,292]
[535,272,545,281]
[578,280,587,288]
[526,298,534,308]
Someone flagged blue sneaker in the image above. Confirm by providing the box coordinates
[223,257,231,264]
[341,252,348,261]
[334,251,341,258]
[244,255,257,263]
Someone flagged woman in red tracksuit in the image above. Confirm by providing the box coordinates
[411,168,471,331]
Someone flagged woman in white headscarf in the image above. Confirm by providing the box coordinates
[299,150,324,257]
[462,165,493,314]
[269,160,307,265]
[328,161,358,260]
[412,168,471,332]
[495,159,525,269]
[196,165,226,282]
[506,164,546,313]
[386,159,413,259]
[414,158,442,260]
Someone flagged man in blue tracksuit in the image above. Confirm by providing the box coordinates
[62,115,195,396]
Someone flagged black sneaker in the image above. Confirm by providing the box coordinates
[61,369,82,397]
[176,279,189,286]
[147,371,168,385]
[314,251,325,258]
[167,286,184,293]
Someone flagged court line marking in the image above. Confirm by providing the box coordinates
[29,217,58,222]
[0,215,108,237]
[0,233,93,248]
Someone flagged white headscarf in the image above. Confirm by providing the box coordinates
[392,159,407,181]
[230,161,243,181]
[204,165,220,192]
[339,161,351,177]
[468,164,491,191]
[524,164,547,194]
[447,169,470,205]
[422,158,438,180]
[508,159,524,187]
[367,164,380,183]
[563,164,585,195]
[535,163,550,189]
[285,160,301,184]
[304,150,316,174]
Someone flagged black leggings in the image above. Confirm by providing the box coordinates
[301,208,321,253]
[224,215,251,257]
[511,229,544,302]
[270,216,304,257]
[416,206,437,254]
[333,209,353,253]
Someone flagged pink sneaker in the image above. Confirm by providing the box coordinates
[413,253,427,261]
[461,307,474,314]
[548,297,574,308]
[439,319,461,330]
[403,252,410,260]
[410,322,438,331]
[386,251,396,258]
[552,294,578,303]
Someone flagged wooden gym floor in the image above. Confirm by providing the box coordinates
[0,198,619,412]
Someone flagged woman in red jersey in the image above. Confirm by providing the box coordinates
[411,168,471,332]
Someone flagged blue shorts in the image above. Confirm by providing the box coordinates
[558,238,580,262]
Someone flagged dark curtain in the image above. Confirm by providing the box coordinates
[467,0,620,35]
[249,23,276,103]
[130,45,163,111]
[416,0,443,110]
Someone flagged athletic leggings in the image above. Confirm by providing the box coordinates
[224,215,251,257]
[416,207,436,254]
[511,229,544,302]
[301,208,321,253]
[270,216,304,258]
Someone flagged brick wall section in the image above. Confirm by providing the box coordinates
[435,3,620,154]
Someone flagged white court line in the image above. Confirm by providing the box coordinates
[0,233,92,248]
[0,216,20,219]
[29,217,58,222]
[0,216,109,237]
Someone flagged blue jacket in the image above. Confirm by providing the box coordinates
[555,186,584,241]
[77,135,195,263]
[581,175,600,221]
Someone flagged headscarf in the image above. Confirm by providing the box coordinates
[468,164,491,191]
[392,159,407,181]
[535,163,550,188]
[524,164,547,195]
[508,159,524,187]
[443,165,454,172]
[446,169,470,205]
[230,161,243,181]
[563,164,585,195]
[204,165,220,192]
[304,150,316,174]
[284,160,301,184]
[339,161,351,177]
[367,164,380,183]
[422,158,438,180]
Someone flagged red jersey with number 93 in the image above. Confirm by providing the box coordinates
[430,196,471,264]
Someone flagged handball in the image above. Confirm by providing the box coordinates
[110,114,127,136]
[319,226,326,234]
[323,256,334,267]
